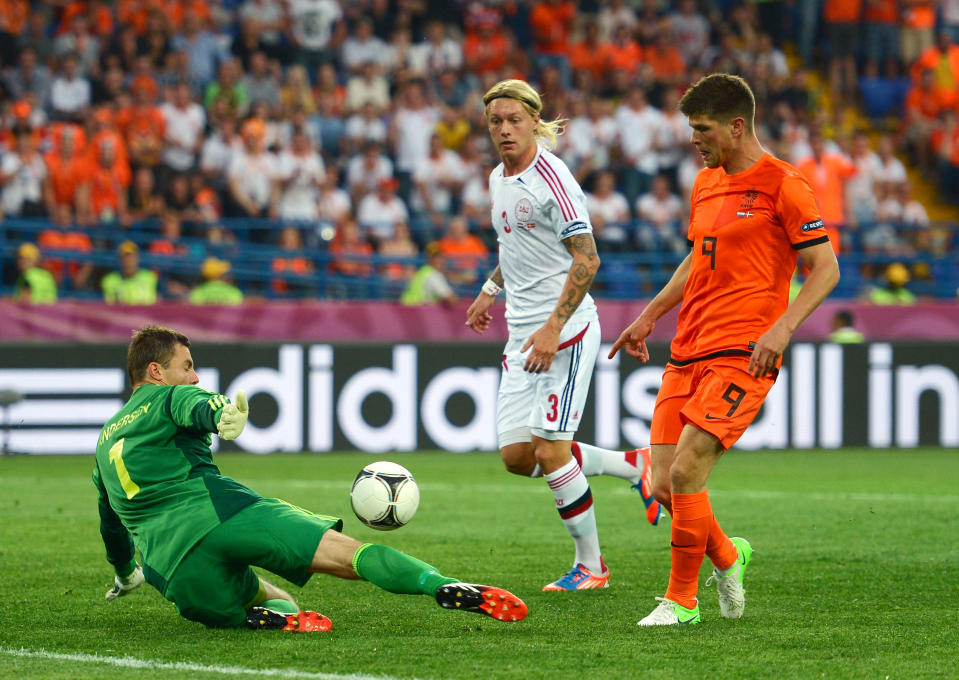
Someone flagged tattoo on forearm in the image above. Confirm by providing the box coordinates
[488,265,504,288]
[564,234,598,260]
[554,234,599,325]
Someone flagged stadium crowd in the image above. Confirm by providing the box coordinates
[1,0,958,304]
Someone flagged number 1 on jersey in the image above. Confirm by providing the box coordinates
[109,438,141,499]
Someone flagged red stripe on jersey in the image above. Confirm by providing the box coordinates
[538,157,577,220]
[535,162,574,221]
[557,322,589,351]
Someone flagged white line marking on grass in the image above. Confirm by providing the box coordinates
[708,489,959,504]
[0,647,411,680]
[197,479,959,504]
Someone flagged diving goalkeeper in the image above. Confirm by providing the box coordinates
[94,324,527,631]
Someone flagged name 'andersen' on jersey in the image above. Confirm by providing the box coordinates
[489,145,598,328]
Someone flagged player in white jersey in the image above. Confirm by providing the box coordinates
[466,80,662,592]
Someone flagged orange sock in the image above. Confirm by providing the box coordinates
[705,515,738,571]
[664,490,712,609]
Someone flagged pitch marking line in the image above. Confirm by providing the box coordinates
[25,478,959,504]
[0,647,411,680]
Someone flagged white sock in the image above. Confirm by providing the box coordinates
[544,458,603,573]
[528,463,543,478]
[572,442,645,483]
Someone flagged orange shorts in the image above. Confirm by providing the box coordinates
[650,356,776,450]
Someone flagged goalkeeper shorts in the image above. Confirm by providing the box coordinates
[164,498,342,628]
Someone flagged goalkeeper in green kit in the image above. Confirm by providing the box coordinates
[94,325,527,631]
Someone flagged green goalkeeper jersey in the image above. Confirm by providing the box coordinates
[93,383,261,591]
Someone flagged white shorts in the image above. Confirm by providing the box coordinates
[497,315,600,447]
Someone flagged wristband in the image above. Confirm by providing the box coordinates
[481,279,502,296]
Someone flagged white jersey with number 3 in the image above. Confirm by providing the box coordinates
[489,145,597,329]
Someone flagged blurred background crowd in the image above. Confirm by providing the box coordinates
[2,0,958,306]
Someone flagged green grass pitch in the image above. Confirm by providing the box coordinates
[1,448,957,680]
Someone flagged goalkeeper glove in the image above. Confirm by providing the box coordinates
[217,390,248,440]
[105,564,144,601]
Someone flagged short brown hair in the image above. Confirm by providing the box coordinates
[127,325,190,386]
[679,74,756,130]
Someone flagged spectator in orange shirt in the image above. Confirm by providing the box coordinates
[901,0,936,65]
[37,227,94,291]
[569,20,610,83]
[644,24,686,87]
[823,0,863,108]
[118,83,166,169]
[904,68,958,173]
[931,108,959,197]
[863,0,900,78]
[910,30,959,95]
[436,214,489,285]
[463,17,511,77]
[44,125,90,225]
[271,225,315,296]
[58,0,114,39]
[0,100,40,154]
[602,24,643,79]
[87,108,129,170]
[796,129,857,254]
[167,0,211,33]
[88,137,132,225]
[117,0,150,36]
[328,218,375,297]
[0,0,29,41]
[529,0,575,89]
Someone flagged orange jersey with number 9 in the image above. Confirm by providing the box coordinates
[671,153,827,363]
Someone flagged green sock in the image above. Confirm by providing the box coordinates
[259,598,298,614]
[353,544,458,596]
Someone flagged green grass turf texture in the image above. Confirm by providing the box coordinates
[1,448,956,680]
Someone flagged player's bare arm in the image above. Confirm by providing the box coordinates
[748,240,839,378]
[487,265,505,289]
[466,264,504,334]
[521,233,600,373]
[609,253,691,361]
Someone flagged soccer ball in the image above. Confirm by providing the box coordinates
[350,461,420,531]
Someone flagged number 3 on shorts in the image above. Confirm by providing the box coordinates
[546,393,558,422]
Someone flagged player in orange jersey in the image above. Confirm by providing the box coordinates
[609,74,839,626]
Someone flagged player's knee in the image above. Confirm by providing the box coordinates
[531,440,568,471]
[668,460,696,491]
[500,443,535,476]
[651,482,672,508]
[312,530,364,578]
[503,460,535,475]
